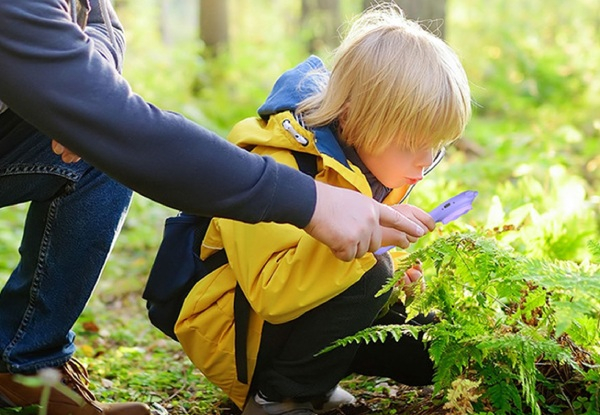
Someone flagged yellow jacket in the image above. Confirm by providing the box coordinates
[175,110,411,408]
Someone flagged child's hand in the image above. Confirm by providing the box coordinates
[398,260,425,297]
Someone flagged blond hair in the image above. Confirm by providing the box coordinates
[297,2,471,154]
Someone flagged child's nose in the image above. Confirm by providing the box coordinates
[407,167,424,182]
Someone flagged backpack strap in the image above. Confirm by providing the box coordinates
[291,150,318,178]
[203,249,228,273]
[234,285,251,384]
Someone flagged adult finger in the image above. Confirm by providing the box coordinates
[378,204,426,239]
[380,226,411,249]
[392,204,436,232]
[51,140,64,155]
[52,139,81,163]
[62,151,81,163]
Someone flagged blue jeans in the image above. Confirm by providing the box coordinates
[0,111,132,373]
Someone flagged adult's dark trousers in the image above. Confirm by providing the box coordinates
[252,254,435,403]
[0,110,132,373]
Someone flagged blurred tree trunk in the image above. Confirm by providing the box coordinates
[301,0,342,54]
[160,0,171,45]
[362,0,447,39]
[199,0,228,55]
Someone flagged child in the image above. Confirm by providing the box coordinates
[175,3,471,414]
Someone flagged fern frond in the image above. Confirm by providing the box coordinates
[376,248,428,297]
[317,324,423,355]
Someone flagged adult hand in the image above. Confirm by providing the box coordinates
[393,204,435,233]
[380,204,435,246]
[304,182,427,261]
[52,140,81,163]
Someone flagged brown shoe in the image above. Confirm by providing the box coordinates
[0,358,152,415]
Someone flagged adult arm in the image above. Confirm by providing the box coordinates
[0,0,315,226]
[0,0,428,260]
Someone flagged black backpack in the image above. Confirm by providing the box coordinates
[143,213,225,340]
[143,151,317,383]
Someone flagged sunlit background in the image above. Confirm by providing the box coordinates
[3,0,598,281]
[0,1,599,412]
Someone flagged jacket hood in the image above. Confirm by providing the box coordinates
[258,55,325,118]
[256,56,349,167]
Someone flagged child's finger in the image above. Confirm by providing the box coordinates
[405,267,422,283]
[410,263,423,273]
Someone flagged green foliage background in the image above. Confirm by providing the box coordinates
[0,0,598,413]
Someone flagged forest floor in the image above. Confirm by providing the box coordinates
[219,383,447,415]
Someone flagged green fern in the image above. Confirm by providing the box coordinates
[482,369,522,414]
[318,324,421,355]
[325,231,600,414]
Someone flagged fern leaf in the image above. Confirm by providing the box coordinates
[317,324,425,355]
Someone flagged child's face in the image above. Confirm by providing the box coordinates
[357,144,435,189]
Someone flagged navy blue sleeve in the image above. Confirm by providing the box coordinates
[0,0,316,227]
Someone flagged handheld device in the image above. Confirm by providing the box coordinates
[375,190,478,255]
[429,190,478,224]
